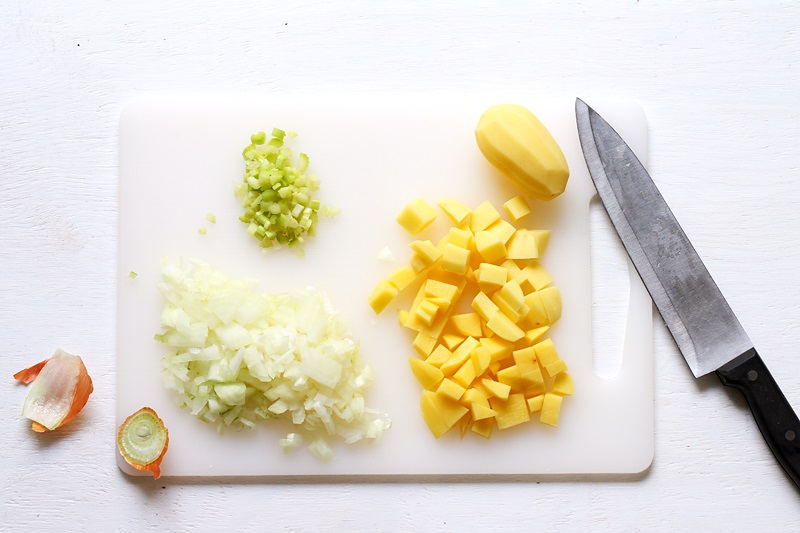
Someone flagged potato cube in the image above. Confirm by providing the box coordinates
[491,292,526,323]
[420,390,468,438]
[437,198,472,225]
[437,378,467,402]
[471,417,494,438]
[412,331,438,357]
[526,394,545,413]
[487,219,516,245]
[368,279,398,314]
[410,240,443,265]
[452,358,478,388]
[409,357,444,390]
[539,393,563,426]
[503,195,531,222]
[441,332,466,351]
[523,326,550,345]
[461,387,489,408]
[397,198,437,235]
[449,313,482,337]
[521,262,553,291]
[524,291,549,327]
[388,266,417,291]
[538,286,562,324]
[534,338,568,376]
[474,230,507,263]
[471,402,497,421]
[481,378,511,400]
[486,311,525,342]
[476,263,508,291]
[552,372,574,396]
[423,279,459,302]
[444,227,473,249]
[497,365,523,391]
[517,361,544,389]
[426,344,452,367]
[506,230,539,260]
[442,243,471,275]
[490,393,530,430]
[499,279,525,311]
[512,346,537,366]
[530,230,551,255]
[471,346,492,376]
[470,200,501,232]
[440,336,480,376]
[415,299,440,326]
[480,336,514,362]
[472,291,500,322]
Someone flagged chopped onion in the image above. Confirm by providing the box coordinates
[155,258,391,459]
[118,407,169,479]
[14,349,93,432]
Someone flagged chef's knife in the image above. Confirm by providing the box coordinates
[575,98,800,488]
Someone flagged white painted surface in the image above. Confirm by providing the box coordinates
[3,0,800,530]
[117,95,652,476]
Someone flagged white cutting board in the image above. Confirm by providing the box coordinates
[117,94,653,477]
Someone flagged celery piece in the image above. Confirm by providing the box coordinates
[198,227,207,235]
[128,271,138,279]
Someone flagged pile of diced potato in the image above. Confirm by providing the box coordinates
[369,196,573,439]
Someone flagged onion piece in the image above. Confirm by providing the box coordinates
[13,349,93,432]
[117,407,169,479]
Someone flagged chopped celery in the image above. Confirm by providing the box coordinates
[128,271,138,279]
[236,129,336,250]
[206,213,217,224]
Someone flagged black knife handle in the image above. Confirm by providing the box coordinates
[715,348,800,489]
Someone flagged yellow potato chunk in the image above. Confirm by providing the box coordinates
[471,417,494,438]
[524,291,549,327]
[440,336,480,376]
[490,393,530,430]
[437,378,467,402]
[470,200,501,232]
[472,291,499,322]
[441,332,465,351]
[499,279,525,311]
[409,357,445,390]
[414,299,440,327]
[426,344,452,367]
[552,372,574,396]
[470,346,492,376]
[475,104,570,201]
[474,230,507,263]
[442,243,470,275]
[452,358,478,388]
[529,230,551,255]
[471,402,497,421]
[503,195,531,222]
[388,266,417,291]
[487,219,516,245]
[520,262,553,292]
[481,378,512,400]
[368,279,398,314]
[523,326,550,345]
[538,286,562,324]
[539,393,563,426]
[412,332,438,357]
[420,390,468,438]
[410,240,443,265]
[526,394,545,413]
[506,229,539,260]
[476,263,508,291]
[444,227,473,249]
[480,336,514,362]
[486,311,525,342]
[512,346,537,366]
[397,198,438,235]
[437,198,472,225]
[534,338,568,376]
[449,313,483,338]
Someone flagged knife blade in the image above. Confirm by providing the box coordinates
[575,98,800,489]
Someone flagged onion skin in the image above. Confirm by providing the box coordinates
[117,407,169,480]
[14,351,94,432]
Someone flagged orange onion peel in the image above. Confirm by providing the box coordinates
[117,407,169,479]
[13,349,94,432]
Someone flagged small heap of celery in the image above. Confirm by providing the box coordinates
[236,129,322,250]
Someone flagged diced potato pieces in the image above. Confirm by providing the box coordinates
[388,266,417,291]
[437,378,467,401]
[368,279,398,314]
[472,291,500,321]
[437,198,472,225]
[409,357,444,390]
[410,240,443,265]
[506,229,539,260]
[486,311,525,342]
[490,393,530,430]
[539,393,563,426]
[397,198,438,235]
[442,243,470,275]
[481,378,511,400]
[474,230,507,263]
[426,344,452,367]
[420,390,468,438]
[470,200,501,232]
[552,372,574,396]
[449,313,483,337]
[503,195,531,222]
[487,219,516,245]
[476,263,508,291]
[384,197,572,439]
[526,394,545,413]
[412,332,438,357]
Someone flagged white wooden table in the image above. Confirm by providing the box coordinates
[2,1,799,530]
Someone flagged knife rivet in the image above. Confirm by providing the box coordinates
[747,370,758,382]
[786,430,796,442]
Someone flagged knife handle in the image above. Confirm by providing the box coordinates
[715,348,800,489]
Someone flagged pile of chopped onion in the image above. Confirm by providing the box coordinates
[155,258,390,460]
